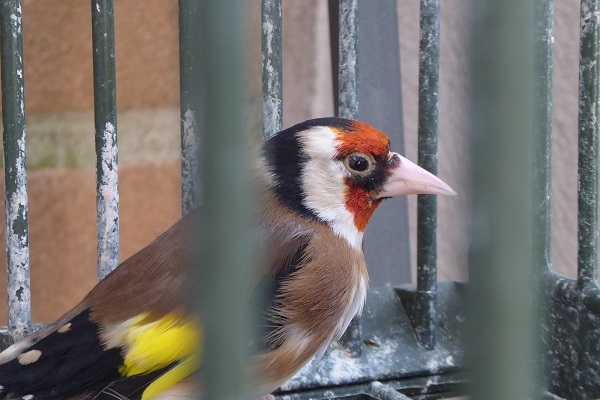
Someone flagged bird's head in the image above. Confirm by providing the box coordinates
[262,117,456,249]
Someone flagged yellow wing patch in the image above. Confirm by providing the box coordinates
[117,313,201,400]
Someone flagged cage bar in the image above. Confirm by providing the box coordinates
[179,0,203,214]
[576,0,599,285]
[533,1,556,394]
[533,0,554,273]
[334,0,363,358]
[574,2,600,397]
[468,1,537,399]
[196,2,257,399]
[337,0,359,119]
[91,0,119,280]
[261,0,283,140]
[414,0,441,350]
[0,0,31,339]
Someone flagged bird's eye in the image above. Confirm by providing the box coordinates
[348,155,369,172]
[343,152,374,176]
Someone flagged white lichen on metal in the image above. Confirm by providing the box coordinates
[338,0,359,119]
[96,121,119,280]
[181,108,200,214]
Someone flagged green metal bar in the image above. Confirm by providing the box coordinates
[338,0,359,119]
[0,0,31,339]
[335,0,362,357]
[575,1,600,398]
[197,2,258,399]
[467,0,537,399]
[261,0,283,140]
[328,0,340,112]
[533,1,554,394]
[576,0,599,286]
[91,0,119,280]
[415,0,440,350]
[179,0,202,214]
[533,0,555,273]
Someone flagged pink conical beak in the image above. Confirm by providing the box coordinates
[376,153,457,198]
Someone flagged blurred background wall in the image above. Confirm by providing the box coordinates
[0,1,583,323]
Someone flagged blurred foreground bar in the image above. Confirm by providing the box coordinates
[467,1,538,399]
[195,2,259,400]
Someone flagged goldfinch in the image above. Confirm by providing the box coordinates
[0,117,455,399]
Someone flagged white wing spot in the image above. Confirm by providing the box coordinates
[18,349,42,365]
[57,322,72,333]
[22,395,34,400]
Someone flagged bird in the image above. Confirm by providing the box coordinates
[0,117,455,400]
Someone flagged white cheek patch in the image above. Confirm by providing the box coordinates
[296,126,339,160]
[296,128,363,250]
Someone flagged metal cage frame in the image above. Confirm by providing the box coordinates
[0,1,599,399]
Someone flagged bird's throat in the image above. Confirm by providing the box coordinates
[344,183,380,232]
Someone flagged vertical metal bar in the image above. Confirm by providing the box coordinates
[414,0,440,350]
[91,0,119,280]
[0,0,31,339]
[261,0,283,140]
[576,0,599,285]
[468,0,537,399]
[337,0,359,119]
[533,1,555,394]
[197,2,257,399]
[575,2,600,398]
[336,0,362,357]
[328,0,340,114]
[179,0,202,214]
[533,0,554,273]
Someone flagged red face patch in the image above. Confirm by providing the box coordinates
[334,121,391,231]
[344,178,381,232]
[333,120,390,159]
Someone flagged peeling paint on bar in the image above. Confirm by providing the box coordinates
[6,159,30,340]
[178,0,202,214]
[261,0,283,139]
[181,108,200,214]
[96,122,119,280]
[92,0,119,280]
[1,0,31,340]
[338,0,359,119]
